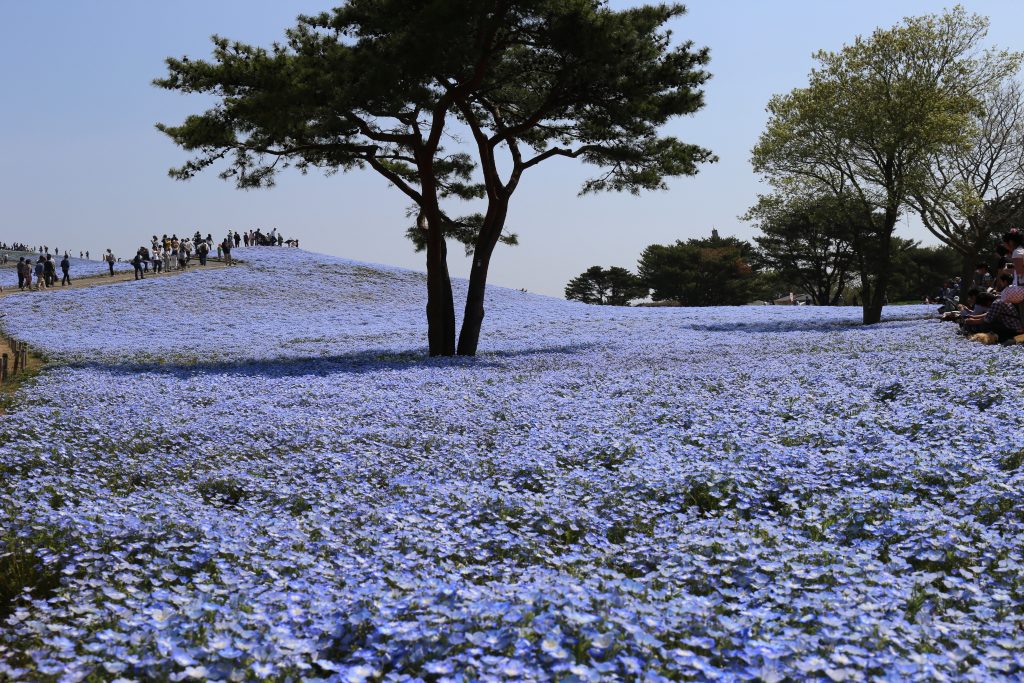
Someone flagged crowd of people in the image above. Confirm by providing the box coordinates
[0,245,79,263]
[238,227,298,248]
[938,230,1024,344]
[3,227,299,294]
[3,227,298,263]
[11,253,72,291]
[123,229,298,279]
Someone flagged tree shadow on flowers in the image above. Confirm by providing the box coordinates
[68,343,595,380]
[689,317,929,334]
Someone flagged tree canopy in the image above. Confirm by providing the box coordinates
[638,231,762,306]
[908,78,1024,288]
[751,7,1020,324]
[564,266,647,305]
[156,0,715,355]
[745,193,857,306]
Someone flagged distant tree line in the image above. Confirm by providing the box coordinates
[565,227,962,307]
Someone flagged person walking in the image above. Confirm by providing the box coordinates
[197,239,209,266]
[33,257,45,291]
[43,255,57,287]
[221,237,233,266]
[178,240,189,270]
[233,231,241,248]
[23,259,33,291]
[105,249,116,276]
[132,250,145,280]
[16,257,26,290]
[60,254,71,286]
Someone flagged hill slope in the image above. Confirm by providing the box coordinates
[1,249,1022,681]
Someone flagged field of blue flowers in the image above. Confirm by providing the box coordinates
[1,248,1022,681]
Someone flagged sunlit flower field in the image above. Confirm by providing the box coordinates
[1,249,1022,681]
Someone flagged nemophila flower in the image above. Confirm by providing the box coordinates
[0,249,1022,680]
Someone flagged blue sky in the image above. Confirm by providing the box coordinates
[2,1,1023,296]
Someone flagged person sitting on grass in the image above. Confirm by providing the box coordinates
[957,291,989,331]
[974,263,993,290]
[992,272,1013,299]
[961,291,1023,342]
[941,288,985,322]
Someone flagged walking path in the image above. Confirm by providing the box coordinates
[0,258,236,299]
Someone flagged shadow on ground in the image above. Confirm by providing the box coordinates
[61,344,596,379]
[689,317,931,334]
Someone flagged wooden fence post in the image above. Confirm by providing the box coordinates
[1,354,7,383]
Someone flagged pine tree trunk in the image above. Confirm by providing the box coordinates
[456,203,508,356]
[423,213,456,356]
[456,253,491,356]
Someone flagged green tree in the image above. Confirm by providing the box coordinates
[638,230,761,306]
[745,192,857,305]
[155,0,715,356]
[887,242,961,302]
[751,7,1020,324]
[564,266,647,305]
[908,80,1024,292]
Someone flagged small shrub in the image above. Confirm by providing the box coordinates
[197,478,247,506]
[0,528,66,621]
[998,449,1024,472]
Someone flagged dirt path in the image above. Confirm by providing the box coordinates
[0,258,236,299]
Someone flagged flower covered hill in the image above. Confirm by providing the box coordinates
[0,248,1022,681]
